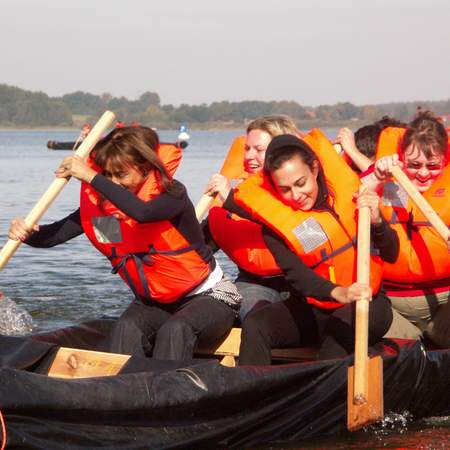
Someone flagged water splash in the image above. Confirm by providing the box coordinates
[363,410,414,442]
[0,292,34,335]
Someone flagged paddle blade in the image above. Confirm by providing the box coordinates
[347,355,384,431]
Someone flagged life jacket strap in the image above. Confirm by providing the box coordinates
[388,210,434,240]
[109,242,206,303]
[309,238,356,270]
[148,242,203,256]
[110,247,153,302]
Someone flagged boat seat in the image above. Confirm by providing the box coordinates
[47,328,318,378]
[48,347,131,379]
[195,327,318,367]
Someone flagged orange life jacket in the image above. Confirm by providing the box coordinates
[234,129,383,309]
[207,136,281,277]
[207,136,248,211]
[208,206,281,276]
[220,135,248,181]
[376,127,450,287]
[80,143,212,303]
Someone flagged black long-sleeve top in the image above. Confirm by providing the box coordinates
[222,190,254,221]
[222,189,399,301]
[26,175,213,263]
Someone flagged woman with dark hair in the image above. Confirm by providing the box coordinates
[233,133,397,364]
[363,111,450,347]
[9,126,240,359]
[203,115,301,321]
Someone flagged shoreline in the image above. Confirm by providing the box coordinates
[0,126,80,132]
[0,119,366,133]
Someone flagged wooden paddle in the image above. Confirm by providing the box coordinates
[347,187,384,431]
[195,135,247,221]
[71,129,84,151]
[390,165,450,243]
[0,111,116,271]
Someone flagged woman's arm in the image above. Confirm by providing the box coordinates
[24,210,83,248]
[200,218,220,253]
[53,155,190,224]
[263,227,373,304]
[354,189,399,263]
[91,175,189,222]
[371,217,399,263]
[262,226,337,300]
[335,127,372,172]
[361,154,403,191]
[223,189,254,220]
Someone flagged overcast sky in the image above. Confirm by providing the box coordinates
[1,0,449,106]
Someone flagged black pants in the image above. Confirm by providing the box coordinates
[99,294,236,360]
[238,291,393,365]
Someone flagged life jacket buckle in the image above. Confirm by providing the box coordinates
[406,211,419,240]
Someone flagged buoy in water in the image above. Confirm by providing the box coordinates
[178,125,190,142]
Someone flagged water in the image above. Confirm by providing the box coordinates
[268,415,450,449]
[0,129,448,449]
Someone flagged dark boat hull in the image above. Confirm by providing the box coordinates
[46,140,188,151]
[1,321,449,449]
[46,140,80,150]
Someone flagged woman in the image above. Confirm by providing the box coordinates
[205,115,302,201]
[363,111,450,347]
[9,126,240,359]
[204,116,301,320]
[233,133,397,364]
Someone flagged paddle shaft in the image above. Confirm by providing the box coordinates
[195,136,247,221]
[0,111,116,271]
[353,195,371,404]
[391,165,449,242]
[71,131,84,151]
[195,193,216,221]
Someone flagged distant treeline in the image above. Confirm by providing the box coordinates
[0,83,449,129]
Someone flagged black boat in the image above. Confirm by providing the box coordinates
[46,140,81,150]
[1,319,449,449]
[46,140,189,150]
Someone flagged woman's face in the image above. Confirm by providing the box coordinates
[402,144,445,192]
[104,161,147,193]
[244,129,272,174]
[271,155,319,211]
